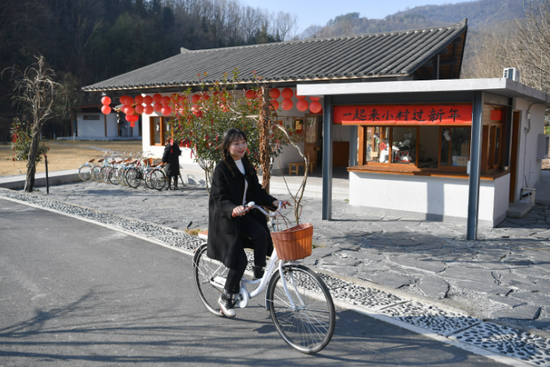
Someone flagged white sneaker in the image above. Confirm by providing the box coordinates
[218,294,236,318]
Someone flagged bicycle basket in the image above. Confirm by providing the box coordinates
[271,223,313,261]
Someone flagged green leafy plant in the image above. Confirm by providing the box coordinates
[10,117,49,163]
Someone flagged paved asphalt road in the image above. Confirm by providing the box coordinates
[0,198,507,366]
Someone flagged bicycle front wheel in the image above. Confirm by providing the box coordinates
[107,167,119,185]
[149,169,166,190]
[78,164,92,181]
[193,244,225,317]
[267,264,335,354]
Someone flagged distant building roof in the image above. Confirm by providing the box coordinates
[83,19,468,94]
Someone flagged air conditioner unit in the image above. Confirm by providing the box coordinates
[503,67,520,82]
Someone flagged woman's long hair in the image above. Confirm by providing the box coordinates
[220,128,255,177]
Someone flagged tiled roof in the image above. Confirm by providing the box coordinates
[83,19,467,93]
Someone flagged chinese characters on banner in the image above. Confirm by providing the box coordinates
[334,105,473,125]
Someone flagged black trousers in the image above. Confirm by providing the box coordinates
[224,214,269,294]
[167,175,178,187]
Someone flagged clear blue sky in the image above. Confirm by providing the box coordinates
[242,0,473,33]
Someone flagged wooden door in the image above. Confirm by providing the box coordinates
[304,115,318,169]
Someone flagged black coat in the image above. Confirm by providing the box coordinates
[162,143,181,177]
[207,159,277,268]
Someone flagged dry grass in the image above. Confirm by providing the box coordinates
[0,140,143,177]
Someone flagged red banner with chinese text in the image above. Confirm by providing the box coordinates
[334,104,472,125]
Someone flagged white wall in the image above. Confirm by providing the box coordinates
[514,99,545,195]
[349,172,509,226]
[77,113,104,137]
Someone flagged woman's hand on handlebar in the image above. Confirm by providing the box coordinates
[232,205,248,217]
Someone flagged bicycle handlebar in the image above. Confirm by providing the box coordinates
[239,201,283,217]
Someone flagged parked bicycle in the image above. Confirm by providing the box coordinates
[193,202,335,354]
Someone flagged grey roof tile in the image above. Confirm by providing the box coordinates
[83,19,467,92]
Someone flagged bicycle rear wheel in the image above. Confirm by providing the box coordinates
[78,164,92,181]
[100,166,110,183]
[91,166,102,182]
[267,264,335,354]
[125,168,140,188]
[193,244,225,317]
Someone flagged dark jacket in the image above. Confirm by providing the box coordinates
[162,143,181,177]
[207,159,277,268]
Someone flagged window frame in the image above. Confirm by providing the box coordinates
[150,116,173,146]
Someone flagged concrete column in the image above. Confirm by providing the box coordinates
[322,96,333,220]
[467,91,484,240]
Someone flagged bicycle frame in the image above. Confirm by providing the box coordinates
[205,202,303,310]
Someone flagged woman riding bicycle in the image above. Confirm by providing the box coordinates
[207,128,290,317]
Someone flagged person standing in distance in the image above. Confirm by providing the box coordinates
[162,137,181,190]
[207,128,290,317]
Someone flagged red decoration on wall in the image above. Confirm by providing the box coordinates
[309,96,320,101]
[270,100,280,110]
[161,96,170,105]
[490,110,502,121]
[101,96,111,105]
[161,106,172,116]
[269,88,280,99]
[309,101,322,114]
[191,94,201,104]
[134,105,144,114]
[101,105,111,114]
[281,88,293,99]
[296,94,306,100]
[144,105,154,114]
[120,95,131,105]
[333,104,473,125]
[134,95,144,104]
[282,99,293,111]
[296,99,309,112]
[202,93,210,101]
[124,106,134,115]
[153,94,162,103]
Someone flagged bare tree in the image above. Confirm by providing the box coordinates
[4,55,58,192]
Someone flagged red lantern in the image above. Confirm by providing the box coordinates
[282,99,293,111]
[310,96,321,101]
[161,106,172,115]
[135,95,144,104]
[101,96,111,105]
[144,105,154,114]
[202,93,210,101]
[296,94,306,100]
[153,94,162,103]
[101,105,111,114]
[281,88,293,99]
[191,94,201,104]
[134,105,144,114]
[269,88,280,99]
[120,95,131,105]
[296,99,309,112]
[130,122,135,128]
[245,90,256,99]
[143,95,153,105]
[153,103,163,112]
[270,100,279,110]
[126,114,138,122]
[124,106,134,115]
[161,96,170,105]
[309,101,322,114]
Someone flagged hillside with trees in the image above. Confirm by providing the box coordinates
[0,0,298,141]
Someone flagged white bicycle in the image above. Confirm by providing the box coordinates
[192,202,335,354]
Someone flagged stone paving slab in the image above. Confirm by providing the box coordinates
[2,179,550,337]
[2,187,550,367]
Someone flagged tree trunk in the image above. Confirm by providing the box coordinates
[259,85,271,193]
[24,126,41,192]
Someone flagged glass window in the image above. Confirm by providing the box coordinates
[440,127,470,167]
[150,117,172,146]
[365,126,389,163]
[391,127,416,164]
